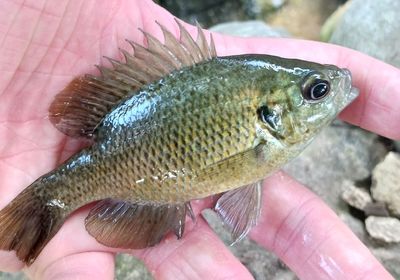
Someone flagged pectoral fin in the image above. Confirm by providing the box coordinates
[214,181,262,243]
[85,199,194,249]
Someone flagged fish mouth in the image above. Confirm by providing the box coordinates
[347,86,360,103]
[338,68,359,109]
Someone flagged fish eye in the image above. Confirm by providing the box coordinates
[302,73,331,102]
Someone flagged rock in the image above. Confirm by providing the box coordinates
[284,121,387,210]
[341,181,372,210]
[395,141,400,153]
[255,0,288,18]
[320,1,351,42]
[210,20,290,38]
[329,0,400,68]
[265,0,342,40]
[365,216,400,243]
[156,0,256,27]
[371,152,400,216]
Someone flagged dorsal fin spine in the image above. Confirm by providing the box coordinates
[175,19,204,63]
[128,41,174,74]
[119,49,164,80]
[156,21,194,67]
[139,29,181,69]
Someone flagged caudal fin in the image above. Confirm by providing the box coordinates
[0,186,65,265]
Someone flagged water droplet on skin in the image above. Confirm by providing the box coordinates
[136,178,145,184]
[46,199,66,209]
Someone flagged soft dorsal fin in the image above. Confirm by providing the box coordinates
[49,20,217,138]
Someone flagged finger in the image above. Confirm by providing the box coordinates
[133,218,253,280]
[25,252,115,280]
[249,171,394,280]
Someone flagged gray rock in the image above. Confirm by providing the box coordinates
[320,2,351,42]
[329,0,400,68]
[394,141,400,153]
[341,181,372,210]
[255,0,288,18]
[284,121,387,210]
[210,20,290,38]
[265,0,342,40]
[371,152,400,216]
[365,216,400,243]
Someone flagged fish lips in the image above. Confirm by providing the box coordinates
[338,68,360,110]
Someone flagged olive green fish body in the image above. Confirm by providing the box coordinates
[0,23,359,264]
[45,56,320,209]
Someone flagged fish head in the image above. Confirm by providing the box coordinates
[255,59,359,146]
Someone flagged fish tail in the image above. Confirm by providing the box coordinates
[0,182,66,265]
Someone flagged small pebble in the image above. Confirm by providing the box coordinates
[371,152,400,216]
[365,216,400,243]
[341,181,372,210]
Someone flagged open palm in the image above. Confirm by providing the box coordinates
[0,0,399,279]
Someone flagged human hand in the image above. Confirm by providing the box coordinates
[0,0,398,279]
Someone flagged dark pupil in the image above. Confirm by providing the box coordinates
[310,81,330,100]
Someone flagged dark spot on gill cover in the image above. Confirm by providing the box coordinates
[257,104,285,141]
[258,106,278,131]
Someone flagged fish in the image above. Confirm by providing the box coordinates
[0,20,359,265]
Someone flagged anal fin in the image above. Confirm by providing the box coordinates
[85,199,194,249]
[214,181,262,243]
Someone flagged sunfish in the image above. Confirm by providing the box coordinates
[0,21,359,265]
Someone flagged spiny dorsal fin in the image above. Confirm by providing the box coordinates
[49,20,217,138]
